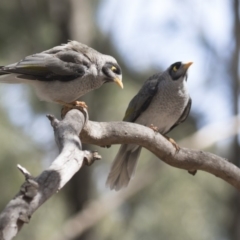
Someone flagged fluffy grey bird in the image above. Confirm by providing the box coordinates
[106,61,193,191]
[0,41,123,108]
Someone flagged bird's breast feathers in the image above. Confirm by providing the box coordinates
[32,74,102,103]
[135,83,189,134]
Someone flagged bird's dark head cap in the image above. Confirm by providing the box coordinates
[169,61,193,81]
[102,61,123,89]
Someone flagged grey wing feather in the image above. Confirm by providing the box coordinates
[123,74,160,122]
[167,97,192,133]
[0,44,92,82]
[45,41,99,62]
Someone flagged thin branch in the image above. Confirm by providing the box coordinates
[0,110,100,240]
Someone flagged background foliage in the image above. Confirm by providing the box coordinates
[0,0,239,239]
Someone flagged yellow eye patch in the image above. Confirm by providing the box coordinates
[173,66,177,71]
[111,66,117,71]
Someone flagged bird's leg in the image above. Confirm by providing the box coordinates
[57,100,88,109]
[57,100,88,118]
[148,125,180,152]
[163,135,180,152]
[148,124,159,132]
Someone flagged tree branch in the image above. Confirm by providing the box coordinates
[51,115,240,240]
[0,109,239,240]
[0,110,100,240]
[80,117,240,191]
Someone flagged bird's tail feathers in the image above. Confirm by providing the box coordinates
[106,144,142,191]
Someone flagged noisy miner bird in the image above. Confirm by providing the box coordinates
[106,61,193,191]
[0,41,123,110]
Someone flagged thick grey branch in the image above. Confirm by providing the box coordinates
[0,110,100,240]
[81,119,240,191]
[0,109,239,240]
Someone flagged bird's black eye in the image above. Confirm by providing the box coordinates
[172,62,181,72]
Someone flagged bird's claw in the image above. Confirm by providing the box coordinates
[164,135,180,152]
[149,124,159,132]
[60,101,88,118]
[74,101,88,109]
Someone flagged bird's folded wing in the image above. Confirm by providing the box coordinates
[123,74,160,122]
[0,50,91,81]
[167,97,192,133]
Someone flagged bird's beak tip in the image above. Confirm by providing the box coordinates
[183,62,193,69]
[114,78,124,89]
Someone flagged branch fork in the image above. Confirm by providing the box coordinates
[0,109,100,240]
[0,108,239,240]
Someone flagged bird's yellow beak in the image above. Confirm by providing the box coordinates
[183,62,193,70]
[114,78,124,89]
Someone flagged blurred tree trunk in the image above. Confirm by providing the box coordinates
[229,0,240,239]
[49,0,72,44]
[69,0,97,44]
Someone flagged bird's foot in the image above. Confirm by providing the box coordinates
[59,101,88,118]
[72,101,88,109]
[163,135,180,152]
[149,124,159,132]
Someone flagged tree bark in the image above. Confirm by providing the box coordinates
[0,110,100,240]
[229,1,240,239]
[0,109,240,239]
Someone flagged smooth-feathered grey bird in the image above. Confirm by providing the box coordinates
[0,41,123,108]
[106,61,193,191]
